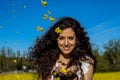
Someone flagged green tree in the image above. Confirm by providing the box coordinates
[103,39,120,71]
[7,48,13,57]
[92,43,106,72]
[16,50,21,58]
[0,47,6,71]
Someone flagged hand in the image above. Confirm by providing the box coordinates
[66,66,77,77]
[54,65,77,77]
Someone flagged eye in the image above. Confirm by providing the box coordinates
[58,37,64,40]
[68,36,74,40]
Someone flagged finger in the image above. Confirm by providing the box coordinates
[55,66,61,73]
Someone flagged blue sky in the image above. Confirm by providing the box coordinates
[0,0,120,53]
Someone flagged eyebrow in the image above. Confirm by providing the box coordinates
[59,35,75,37]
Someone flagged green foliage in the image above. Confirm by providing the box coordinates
[0,39,120,72]
[92,39,120,72]
[0,47,31,72]
[103,39,120,71]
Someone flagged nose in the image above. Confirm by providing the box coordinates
[64,38,69,46]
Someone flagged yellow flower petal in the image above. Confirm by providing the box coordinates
[61,68,68,73]
[55,77,60,80]
[43,14,48,20]
[49,16,55,21]
[36,26,44,32]
[55,27,62,34]
[13,59,17,63]
[48,10,51,14]
[41,0,47,6]
[53,72,57,76]
[16,74,21,79]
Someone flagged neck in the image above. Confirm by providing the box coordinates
[58,53,71,62]
[61,52,72,58]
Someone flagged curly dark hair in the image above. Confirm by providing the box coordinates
[29,16,96,80]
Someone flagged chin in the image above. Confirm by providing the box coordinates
[62,51,72,55]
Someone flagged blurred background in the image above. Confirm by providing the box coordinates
[0,0,120,76]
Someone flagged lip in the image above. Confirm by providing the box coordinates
[63,47,70,50]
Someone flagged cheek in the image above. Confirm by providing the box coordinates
[57,40,64,45]
[70,41,76,45]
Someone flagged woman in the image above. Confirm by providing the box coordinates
[29,17,96,80]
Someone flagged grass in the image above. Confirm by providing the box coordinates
[0,72,38,80]
[93,71,120,80]
[0,71,120,80]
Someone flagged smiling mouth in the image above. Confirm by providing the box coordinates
[63,47,70,50]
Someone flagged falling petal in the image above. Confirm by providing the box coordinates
[43,14,48,20]
[36,26,44,32]
[14,16,16,19]
[48,10,51,14]
[49,16,55,21]
[12,3,15,7]
[16,32,19,34]
[12,10,16,14]
[23,5,27,9]
[41,0,47,6]
[109,29,112,32]
[13,59,17,63]
[0,26,2,29]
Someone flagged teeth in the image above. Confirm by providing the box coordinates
[64,47,69,49]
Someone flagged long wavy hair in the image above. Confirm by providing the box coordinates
[29,17,96,80]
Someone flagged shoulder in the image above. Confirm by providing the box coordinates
[80,56,94,74]
[83,56,95,64]
[81,61,90,74]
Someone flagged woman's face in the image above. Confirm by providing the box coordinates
[57,27,76,55]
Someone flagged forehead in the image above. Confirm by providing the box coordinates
[59,28,76,36]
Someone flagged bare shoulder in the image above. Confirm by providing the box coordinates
[84,56,95,80]
[85,56,95,64]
